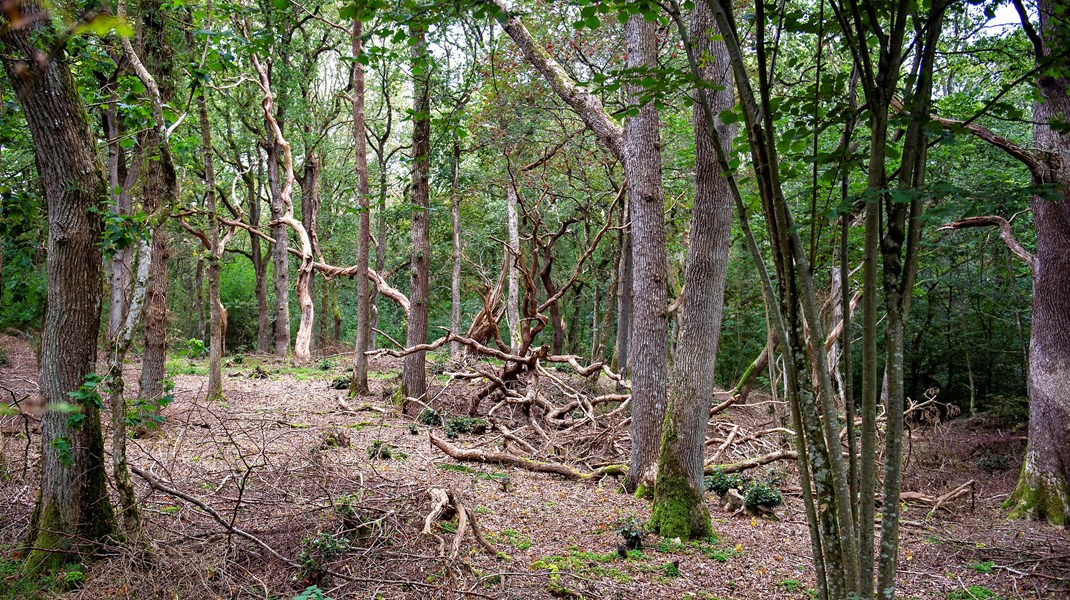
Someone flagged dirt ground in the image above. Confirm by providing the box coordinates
[1,333,1068,599]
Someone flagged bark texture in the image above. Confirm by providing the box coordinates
[1005,0,1070,527]
[403,21,432,403]
[651,3,734,538]
[267,124,291,356]
[351,18,372,395]
[505,175,522,351]
[623,14,669,493]
[1,3,117,570]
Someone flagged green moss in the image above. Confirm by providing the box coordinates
[649,426,711,539]
[1003,460,1068,526]
[23,502,69,575]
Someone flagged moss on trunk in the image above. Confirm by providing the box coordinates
[650,427,711,539]
[1003,456,1068,527]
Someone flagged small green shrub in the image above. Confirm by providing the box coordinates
[297,532,350,585]
[661,561,680,577]
[445,416,487,438]
[294,585,334,600]
[329,376,350,390]
[618,518,643,550]
[317,358,333,371]
[968,560,995,574]
[418,408,443,426]
[704,469,747,495]
[744,481,783,510]
[0,344,8,367]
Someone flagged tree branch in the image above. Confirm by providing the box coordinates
[938,216,1035,272]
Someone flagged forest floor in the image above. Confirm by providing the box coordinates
[1,333,1068,599]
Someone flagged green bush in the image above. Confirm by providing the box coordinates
[743,481,783,510]
[367,439,393,459]
[445,417,487,438]
[705,469,747,496]
[296,532,350,585]
[418,408,443,426]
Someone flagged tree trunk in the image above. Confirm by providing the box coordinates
[104,101,134,339]
[505,175,522,351]
[298,152,320,354]
[539,245,566,355]
[451,140,463,357]
[2,3,117,570]
[623,14,669,494]
[267,128,290,357]
[402,20,431,403]
[614,203,632,375]
[351,18,372,395]
[249,162,271,354]
[199,93,224,400]
[651,2,734,537]
[1005,0,1070,526]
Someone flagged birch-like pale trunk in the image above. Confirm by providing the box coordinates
[505,174,522,352]
[351,18,372,394]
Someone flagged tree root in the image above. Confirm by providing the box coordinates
[422,485,501,560]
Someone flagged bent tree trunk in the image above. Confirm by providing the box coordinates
[1,2,117,571]
[402,20,432,403]
[651,1,734,538]
[1005,2,1070,525]
[623,13,669,494]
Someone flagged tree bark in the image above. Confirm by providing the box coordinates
[199,93,224,400]
[651,1,734,538]
[267,121,291,357]
[249,160,271,353]
[450,140,463,357]
[1,2,117,570]
[505,174,522,351]
[298,153,321,354]
[1004,0,1070,527]
[403,20,432,403]
[622,14,669,494]
[351,18,372,395]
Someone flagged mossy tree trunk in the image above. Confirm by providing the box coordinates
[651,0,734,539]
[1005,0,1070,527]
[1,1,117,572]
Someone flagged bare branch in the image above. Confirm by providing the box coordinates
[938,215,1036,272]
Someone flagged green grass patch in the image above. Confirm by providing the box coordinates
[947,586,1003,600]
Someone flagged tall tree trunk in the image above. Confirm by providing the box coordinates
[505,173,522,351]
[623,14,669,494]
[199,93,224,400]
[249,162,271,353]
[1,3,117,570]
[298,152,320,353]
[651,2,734,538]
[403,20,432,403]
[351,18,372,395]
[614,204,632,375]
[267,127,291,357]
[450,140,463,357]
[104,101,134,339]
[1005,0,1070,527]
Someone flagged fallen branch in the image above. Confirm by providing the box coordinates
[703,450,798,475]
[430,433,625,481]
[131,465,296,566]
[422,486,501,560]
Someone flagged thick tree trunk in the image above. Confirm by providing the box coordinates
[450,141,463,357]
[1,3,117,570]
[623,14,669,494]
[267,131,291,357]
[1005,2,1070,526]
[651,3,734,537]
[351,18,372,395]
[402,21,431,403]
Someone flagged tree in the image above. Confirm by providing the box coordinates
[351,15,372,395]
[621,11,669,494]
[1,1,117,571]
[402,18,432,403]
[650,0,735,539]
